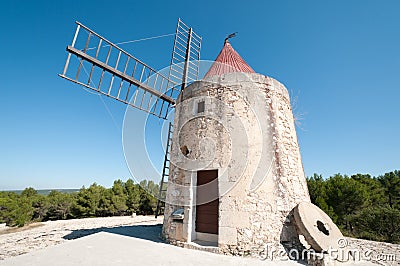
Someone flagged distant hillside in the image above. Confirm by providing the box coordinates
[3,189,79,196]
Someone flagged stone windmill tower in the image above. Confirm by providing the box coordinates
[59,19,328,257]
[162,37,311,254]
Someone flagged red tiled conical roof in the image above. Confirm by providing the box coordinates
[204,40,255,78]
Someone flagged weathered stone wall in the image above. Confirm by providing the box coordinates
[163,72,310,254]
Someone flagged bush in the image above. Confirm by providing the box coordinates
[0,179,159,226]
[308,171,400,244]
[351,205,400,243]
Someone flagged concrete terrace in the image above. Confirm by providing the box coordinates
[0,216,378,265]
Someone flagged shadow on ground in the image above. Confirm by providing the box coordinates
[63,224,164,243]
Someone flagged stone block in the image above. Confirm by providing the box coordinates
[219,210,250,228]
[219,226,237,245]
[173,222,185,242]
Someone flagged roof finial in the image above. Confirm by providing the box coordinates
[224,32,238,44]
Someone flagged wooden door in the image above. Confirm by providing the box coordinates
[196,170,219,234]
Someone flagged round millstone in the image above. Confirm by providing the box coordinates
[294,202,344,252]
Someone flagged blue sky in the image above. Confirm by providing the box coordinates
[1,0,399,190]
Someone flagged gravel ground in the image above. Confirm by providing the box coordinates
[0,215,163,260]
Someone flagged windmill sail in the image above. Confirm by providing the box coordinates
[59,22,179,119]
[60,20,201,119]
[168,19,202,90]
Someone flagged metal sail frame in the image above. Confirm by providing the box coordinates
[59,19,202,215]
[60,22,177,119]
[60,19,201,118]
[167,18,202,90]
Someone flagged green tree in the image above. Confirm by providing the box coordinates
[307,174,338,222]
[0,192,33,227]
[136,185,157,215]
[97,189,112,217]
[45,191,74,220]
[0,192,19,225]
[124,179,140,215]
[323,174,370,234]
[31,194,50,221]
[351,174,385,206]
[72,183,106,217]
[139,180,160,197]
[138,193,154,215]
[352,205,400,244]
[20,187,38,198]
[108,180,128,216]
[378,171,400,209]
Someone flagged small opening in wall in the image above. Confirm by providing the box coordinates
[197,101,205,113]
[316,220,330,236]
[180,145,190,156]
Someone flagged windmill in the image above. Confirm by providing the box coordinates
[59,19,202,217]
[60,19,339,260]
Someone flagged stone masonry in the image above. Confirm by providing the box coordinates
[162,72,310,256]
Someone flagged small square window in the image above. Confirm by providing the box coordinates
[197,101,205,113]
